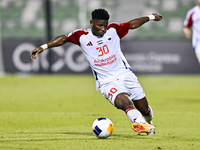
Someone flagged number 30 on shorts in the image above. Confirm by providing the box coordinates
[108,88,117,101]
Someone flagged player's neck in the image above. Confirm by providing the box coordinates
[91,29,104,38]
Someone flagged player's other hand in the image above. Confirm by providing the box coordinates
[152,13,162,21]
[30,47,43,59]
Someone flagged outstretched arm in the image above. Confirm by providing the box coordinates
[129,13,162,29]
[183,27,191,39]
[30,35,67,59]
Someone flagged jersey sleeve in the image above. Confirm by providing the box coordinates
[107,22,130,39]
[66,29,88,46]
[184,9,194,28]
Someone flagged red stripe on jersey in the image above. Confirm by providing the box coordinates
[186,12,194,28]
[125,106,136,114]
[66,29,89,46]
[107,22,130,39]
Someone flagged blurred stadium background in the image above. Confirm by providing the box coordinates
[0,0,196,39]
[0,0,200,75]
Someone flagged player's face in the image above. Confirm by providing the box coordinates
[90,19,108,37]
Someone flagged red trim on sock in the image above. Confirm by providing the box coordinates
[125,106,135,114]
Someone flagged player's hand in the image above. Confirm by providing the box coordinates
[183,27,191,39]
[30,47,43,59]
[152,13,162,21]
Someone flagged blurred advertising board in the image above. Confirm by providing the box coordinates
[122,40,200,74]
[2,39,200,74]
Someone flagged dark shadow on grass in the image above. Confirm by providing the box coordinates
[112,133,153,139]
[0,131,151,142]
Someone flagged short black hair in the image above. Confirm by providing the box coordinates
[91,8,110,20]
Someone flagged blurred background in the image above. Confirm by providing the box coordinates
[0,0,200,75]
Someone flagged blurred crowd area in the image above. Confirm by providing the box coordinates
[0,0,197,40]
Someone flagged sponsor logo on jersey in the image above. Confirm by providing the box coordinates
[97,40,103,45]
[94,54,117,66]
[87,41,93,46]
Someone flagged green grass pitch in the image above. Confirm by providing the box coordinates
[0,75,200,150]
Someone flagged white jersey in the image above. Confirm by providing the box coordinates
[184,6,200,45]
[66,22,136,90]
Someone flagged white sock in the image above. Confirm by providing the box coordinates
[143,106,153,124]
[125,107,147,123]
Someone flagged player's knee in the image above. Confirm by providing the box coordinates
[114,93,133,111]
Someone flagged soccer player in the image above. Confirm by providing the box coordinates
[30,8,162,135]
[183,0,200,64]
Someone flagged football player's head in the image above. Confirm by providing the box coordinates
[90,8,110,37]
[91,8,110,20]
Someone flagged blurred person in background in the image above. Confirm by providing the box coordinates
[30,8,162,135]
[183,0,200,65]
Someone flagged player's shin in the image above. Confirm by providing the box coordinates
[143,106,153,124]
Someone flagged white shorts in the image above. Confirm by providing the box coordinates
[193,38,200,63]
[100,77,146,106]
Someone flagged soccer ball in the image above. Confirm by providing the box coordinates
[92,117,114,139]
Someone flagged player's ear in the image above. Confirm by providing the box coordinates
[90,20,94,26]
